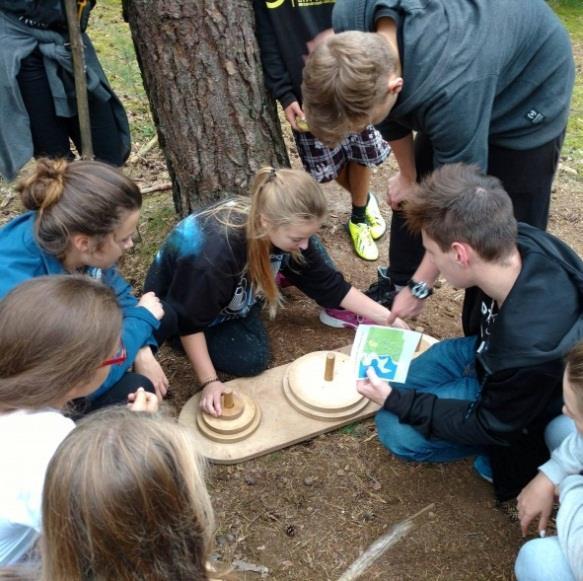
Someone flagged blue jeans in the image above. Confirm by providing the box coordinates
[375,336,484,462]
[545,414,576,452]
[515,537,575,581]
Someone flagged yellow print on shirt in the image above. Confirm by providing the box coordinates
[266,0,335,9]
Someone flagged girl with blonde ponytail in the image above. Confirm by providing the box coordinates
[0,158,174,413]
[146,167,406,417]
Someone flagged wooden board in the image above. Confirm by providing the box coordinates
[178,336,438,465]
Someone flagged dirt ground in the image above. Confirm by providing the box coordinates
[108,130,582,581]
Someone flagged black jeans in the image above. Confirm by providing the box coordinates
[205,303,271,377]
[16,49,127,165]
[387,131,566,286]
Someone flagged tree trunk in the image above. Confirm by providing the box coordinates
[124,0,289,215]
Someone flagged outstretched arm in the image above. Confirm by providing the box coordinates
[340,287,408,329]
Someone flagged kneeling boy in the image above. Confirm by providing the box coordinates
[358,164,583,501]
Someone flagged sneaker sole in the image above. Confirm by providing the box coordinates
[319,309,357,329]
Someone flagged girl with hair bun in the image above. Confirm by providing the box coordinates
[146,167,406,417]
[0,276,158,567]
[0,158,173,411]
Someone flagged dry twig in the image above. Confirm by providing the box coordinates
[337,503,435,581]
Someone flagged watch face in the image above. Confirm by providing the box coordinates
[410,281,430,299]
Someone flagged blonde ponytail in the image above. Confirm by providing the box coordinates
[246,167,327,315]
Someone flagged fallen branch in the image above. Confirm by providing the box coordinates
[129,135,159,164]
[140,181,172,195]
[231,559,269,577]
[337,503,435,581]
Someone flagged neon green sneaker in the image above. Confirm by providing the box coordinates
[347,220,379,261]
[364,192,386,240]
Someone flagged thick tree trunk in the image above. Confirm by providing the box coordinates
[124,0,289,215]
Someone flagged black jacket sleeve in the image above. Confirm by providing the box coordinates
[383,360,564,447]
[281,239,351,308]
[254,0,297,109]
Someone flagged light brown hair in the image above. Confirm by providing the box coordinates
[405,164,517,262]
[16,158,142,258]
[302,31,397,147]
[41,408,216,581]
[0,276,121,412]
[566,341,583,413]
[205,168,327,315]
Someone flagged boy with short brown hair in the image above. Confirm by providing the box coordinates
[302,0,574,326]
[357,164,583,503]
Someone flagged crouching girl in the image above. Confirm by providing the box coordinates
[0,158,173,409]
[146,167,405,417]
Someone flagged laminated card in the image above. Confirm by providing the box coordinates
[351,325,423,383]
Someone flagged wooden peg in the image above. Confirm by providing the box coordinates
[223,390,235,409]
[324,352,336,381]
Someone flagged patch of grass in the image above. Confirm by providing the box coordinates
[267,452,283,462]
[551,1,583,175]
[340,422,358,435]
[89,1,155,146]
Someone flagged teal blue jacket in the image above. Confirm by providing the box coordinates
[0,212,159,399]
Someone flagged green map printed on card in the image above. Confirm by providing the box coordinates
[351,325,422,382]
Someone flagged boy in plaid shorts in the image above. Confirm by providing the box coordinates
[254,0,390,261]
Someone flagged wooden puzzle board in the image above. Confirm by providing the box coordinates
[179,337,437,464]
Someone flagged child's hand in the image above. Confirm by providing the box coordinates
[387,171,419,210]
[517,472,556,537]
[134,348,169,399]
[387,287,425,322]
[138,291,164,320]
[284,101,305,132]
[128,387,159,413]
[200,381,227,417]
[390,315,409,330]
[356,367,392,406]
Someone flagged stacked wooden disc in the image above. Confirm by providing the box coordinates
[283,351,368,421]
[197,390,261,443]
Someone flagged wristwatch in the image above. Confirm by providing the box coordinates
[407,279,433,300]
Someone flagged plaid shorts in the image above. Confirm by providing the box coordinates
[293,125,390,183]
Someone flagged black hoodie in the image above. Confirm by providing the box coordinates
[383,224,583,499]
[0,1,95,30]
[254,0,335,109]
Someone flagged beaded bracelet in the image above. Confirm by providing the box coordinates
[200,376,220,389]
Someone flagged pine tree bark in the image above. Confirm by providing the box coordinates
[124,0,289,215]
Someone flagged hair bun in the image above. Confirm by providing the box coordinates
[17,158,69,212]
